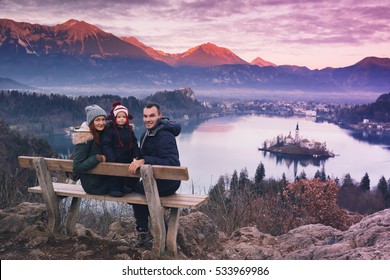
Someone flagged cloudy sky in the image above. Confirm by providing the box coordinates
[1,0,389,69]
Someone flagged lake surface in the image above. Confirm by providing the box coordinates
[176,115,390,194]
[47,115,390,195]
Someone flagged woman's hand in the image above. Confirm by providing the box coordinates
[96,154,106,162]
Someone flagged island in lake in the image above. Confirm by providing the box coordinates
[258,123,336,159]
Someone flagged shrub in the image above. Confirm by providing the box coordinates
[281,178,359,230]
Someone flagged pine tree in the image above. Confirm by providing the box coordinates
[359,172,370,192]
[387,178,390,191]
[230,170,239,193]
[239,168,250,189]
[208,176,226,202]
[320,166,327,181]
[377,176,389,201]
[314,170,321,179]
[342,173,354,188]
[298,170,307,180]
[280,173,288,188]
[254,162,266,185]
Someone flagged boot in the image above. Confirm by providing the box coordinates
[135,227,153,248]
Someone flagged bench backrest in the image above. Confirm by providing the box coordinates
[18,156,189,181]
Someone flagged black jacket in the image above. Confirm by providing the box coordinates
[139,117,181,192]
[140,117,181,166]
[101,123,140,163]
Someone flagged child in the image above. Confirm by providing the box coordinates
[102,103,140,197]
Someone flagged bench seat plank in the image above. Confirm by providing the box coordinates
[28,183,208,209]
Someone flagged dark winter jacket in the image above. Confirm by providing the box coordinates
[139,117,181,191]
[72,122,109,195]
[101,123,140,164]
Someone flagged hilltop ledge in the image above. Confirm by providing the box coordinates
[0,202,389,260]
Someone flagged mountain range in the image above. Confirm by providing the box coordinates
[1,18,389,94]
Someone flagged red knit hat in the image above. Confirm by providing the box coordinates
[110,101,133,120]
[113,105,128,117]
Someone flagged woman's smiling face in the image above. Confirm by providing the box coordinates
[93,116,106,131]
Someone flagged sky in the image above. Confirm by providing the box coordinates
[1,0,389,69]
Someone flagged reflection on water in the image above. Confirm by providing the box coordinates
[349,130,390,150]
[262,150,329,179]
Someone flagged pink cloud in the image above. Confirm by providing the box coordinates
[1,0,389,68]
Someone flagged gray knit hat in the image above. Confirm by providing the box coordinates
[85,105,107,125]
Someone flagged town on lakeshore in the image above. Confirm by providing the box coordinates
[258,123,335,159]
[207,97,390,136]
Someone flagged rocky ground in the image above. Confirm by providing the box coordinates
[0,231,142,260]
[1,202,390,260]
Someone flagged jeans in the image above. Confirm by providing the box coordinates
[132,179,180,229]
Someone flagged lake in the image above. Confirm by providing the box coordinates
[176,115,390,194]
[47,115,390,195]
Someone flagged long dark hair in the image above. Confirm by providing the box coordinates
[89,122,101,145]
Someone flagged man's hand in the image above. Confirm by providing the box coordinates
[128,159,145,174]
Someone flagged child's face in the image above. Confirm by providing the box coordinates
[116,112,127,126]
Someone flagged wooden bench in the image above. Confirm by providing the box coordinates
[18,156,208,257]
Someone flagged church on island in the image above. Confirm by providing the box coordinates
[259,123,335,158]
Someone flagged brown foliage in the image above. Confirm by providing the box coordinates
[250,194,295,236]
[202,177,364,236]
[337,184,386,214]
[281,179,358,230]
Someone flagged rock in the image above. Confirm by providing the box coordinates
[106,215,135,241]
[219,227,281,259]
[177,211,220,257]
[74,223,101,239]
[0,202,46,233]
[1,202,390,260]
[217,210,390,260]
[114,253,132,260]
[221,242,280,260]
[73,243,88,252]
[75,250,94,259]
[15,223,51,247]
[117,245,131,252]
[277,224,343,256]
[230,227,277,245]
[29,249,46,259]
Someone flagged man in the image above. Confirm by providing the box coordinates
[128,102,181,247]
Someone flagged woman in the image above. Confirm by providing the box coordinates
[72,104,109,195]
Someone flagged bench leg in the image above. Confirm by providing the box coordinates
[141,165,166,257]
[66,197,81,236]
[33,157,61,233]
[166,208,180,256]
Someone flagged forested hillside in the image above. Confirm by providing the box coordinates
[144,88,209,118]
[335,92,390,124]
[0,118,56,208]
[0,88,208,136]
